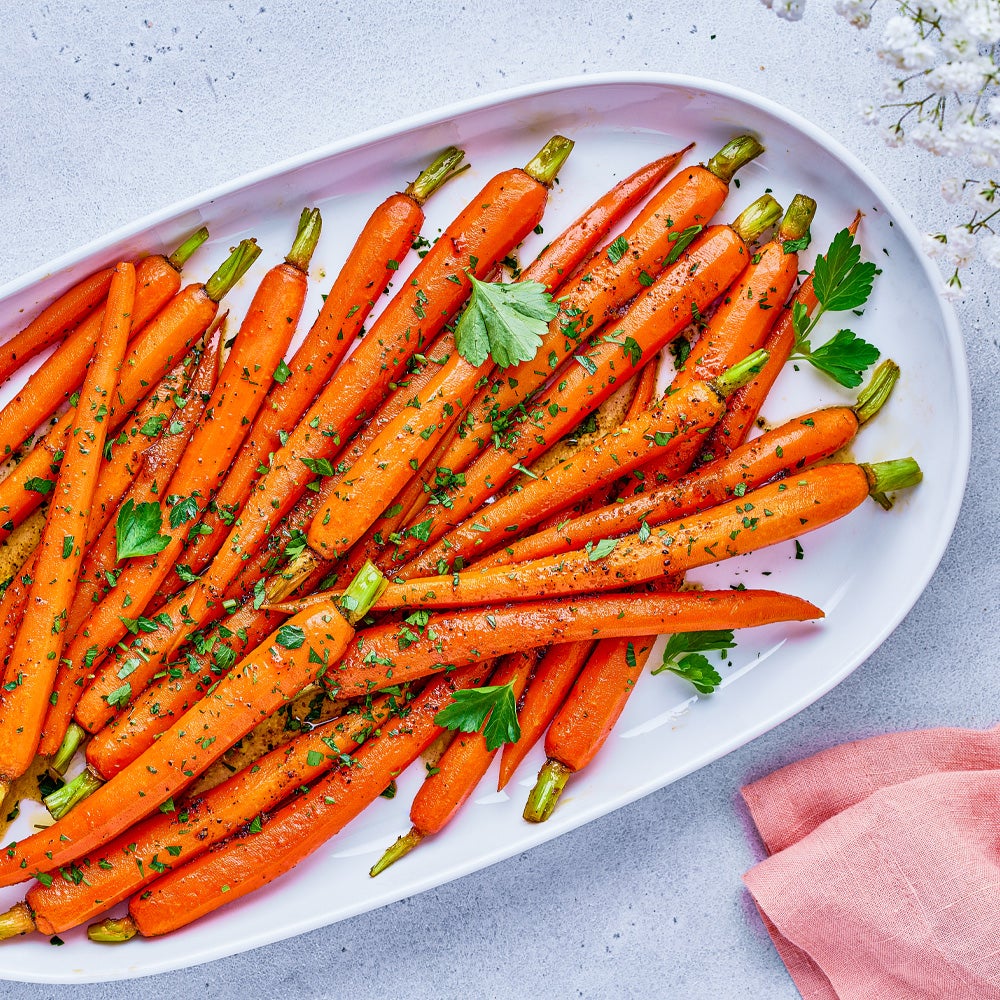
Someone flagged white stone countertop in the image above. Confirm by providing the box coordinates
[0,2,996,997]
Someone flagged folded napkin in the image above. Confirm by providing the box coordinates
[741,726,1000,1000]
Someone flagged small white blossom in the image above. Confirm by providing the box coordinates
[858,100,880,125]
[987,96,1000,119]
[980,234,1000,268]
[926,59,991,95]
[882,125,906,148]
[834,0,871,28]
[966,182,997,211]
[921,233,947,259]
[759,0,774,7]
[940,282,966,303]
[944,225,976,267]
[963,5,1000,44]
[773,0,805,21]
[941,177,965,203]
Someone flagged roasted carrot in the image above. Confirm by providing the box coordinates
[391,195,781,573]
[0,566,384,886]
[370,650,539,876]
[412,353,765,574]
[704,211,864,460]
[481,361,901,568]
[325,459,921,612]
[180,151,465,577]
[86,661,500,940]
[0,266,114,385]
[418,136,763,499]
[275,590,822,700]
[0,692,403,939]
[42,219,319,754]
[0,241,260,542]
[132,139,570,675]
[523,636,658,823]
[0,262,135,795]
[497,641,595,789]
[0,230,208,459]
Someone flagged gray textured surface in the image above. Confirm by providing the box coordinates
[1,2,997,997]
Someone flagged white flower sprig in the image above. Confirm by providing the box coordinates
[761,0,1000,300]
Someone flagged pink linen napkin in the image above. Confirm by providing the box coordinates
[741,727,1000,1000]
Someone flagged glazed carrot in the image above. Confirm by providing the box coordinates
[0,566,383,886]
[412,354,764,574]
[391,195,781,574]
[497,641,595,789]
[280,589,822,700]
[704,210,864,460]
[0,694,405,939]
[43,219,319,753]
[370,650,539,876]
[137,138,569,674]
[523,636,658,823]
[332,459,921,612]
[0,265,114,385]
[0,262,135,795]
[88,661,502,940]
[481,361,901,568]
[419,136,763,499]
[0,242,260,542]
[180,151,465,577]
[0,230,208,459]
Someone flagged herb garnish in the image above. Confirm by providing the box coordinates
[651,630,737,694]
[115,500,170,561]
[434,680,520,751]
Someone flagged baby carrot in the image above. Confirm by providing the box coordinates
[0,262,135,795]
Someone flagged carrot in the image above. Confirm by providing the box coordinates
[0,241,260,542]
[138,138,570,674]
[87,661,501,940]
[480,361,901,569]
[0,692,403,939]
[391,195,781,575]
[278,589,822,700]
[0,565,383,886]
[419,136,763,498]
[411,354,765,575]
[0,230,208,459]
[43,219,320,753]
[370,650,539,876]
[0,266,114,386]
[523,636,658,823]
[180,151,465,578]
[332,459,921,612]
[704,210,864,460]
[0,262,136,795]
[497,641,595,790]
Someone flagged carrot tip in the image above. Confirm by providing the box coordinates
[50,721,87,777]
[0,902,35,941]
[44,768,103,821]
[523,759,571,823]
[369,827,424,877]
[88,914,138,944]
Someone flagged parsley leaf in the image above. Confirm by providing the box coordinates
[273,359,292,385]
[782,231,811,255]
[168,495,200,529]
[274,624,305,650]
[607,235,629,264]
[665,225,703,265]
[586,537,618,561]
[651,629,736,694]
[116,500,170,561]
[433,680,520,752]
[454,275,557,369]
[23,477,54,495]
[804,329,881,388]
[814,228,878,311]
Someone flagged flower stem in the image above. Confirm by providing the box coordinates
[405,147,468,205]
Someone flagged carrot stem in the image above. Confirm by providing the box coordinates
[370,827,424,877]
[88,914,137,944]
[731,194,783,243]
[405,147,468,205]
[0,902,34,940]
[285,208,323,272]
[706,135,765,184]
[863,458,921,511]
[523,759,571,823]
[339,559,388,624]
[523,135,575,187]
[778,194,816,244]
[167,227,210,270]
[44,768,102,820]
[49,722,86,777]
[713,349,770,397]
[203,239,261,302]
[854,360,901,425]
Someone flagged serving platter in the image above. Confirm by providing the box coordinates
[0,73,970,982]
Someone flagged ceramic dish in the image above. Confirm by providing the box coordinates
[0,72,970,982]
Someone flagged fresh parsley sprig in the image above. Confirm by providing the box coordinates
[651,629,736,695]
[454,274,558,369]
[791,228,880,388]
[433,680,521,751]
[115,499,170,561]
